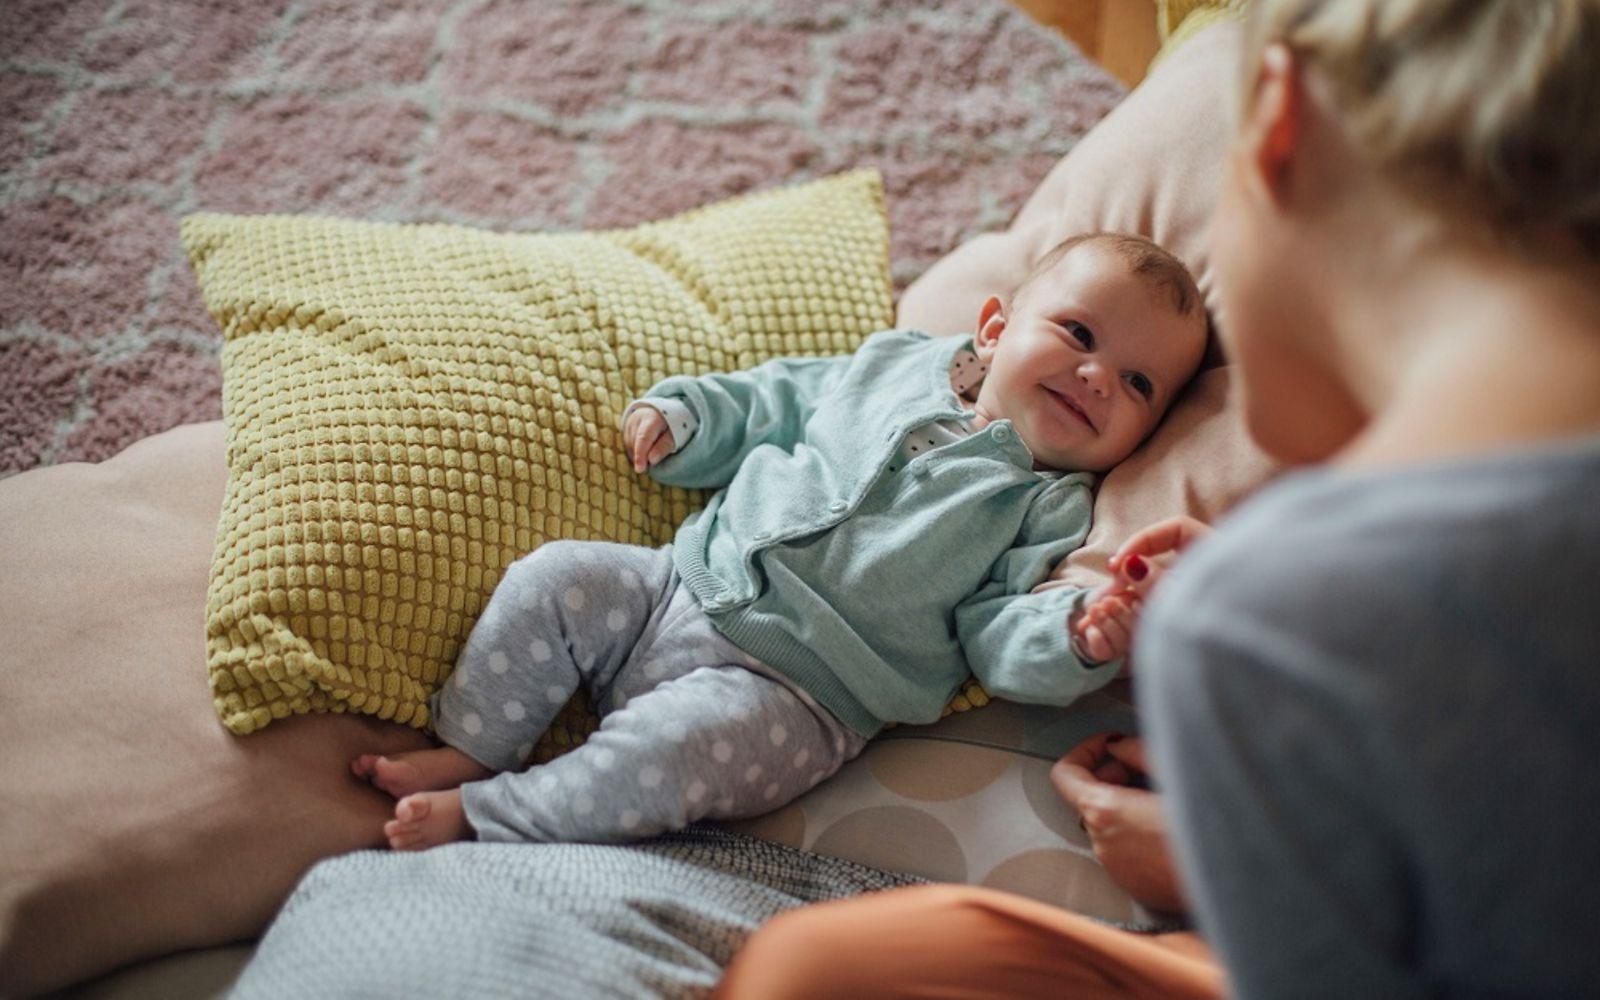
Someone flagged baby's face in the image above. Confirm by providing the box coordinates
[971,244,1207,472]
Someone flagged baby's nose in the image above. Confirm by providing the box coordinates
[1077,361,1111,395]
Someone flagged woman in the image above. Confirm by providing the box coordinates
[715,0,1600,996]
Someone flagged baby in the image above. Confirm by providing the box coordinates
[353,231,1209,850]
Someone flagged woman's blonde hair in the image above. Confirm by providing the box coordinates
[1243,0,1600,260]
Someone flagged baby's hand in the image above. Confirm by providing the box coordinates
[1069,515,1214,667]
[623,406,674,473]
[1071,591,1140,665]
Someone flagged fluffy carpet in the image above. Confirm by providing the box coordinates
[0,0,1123,479]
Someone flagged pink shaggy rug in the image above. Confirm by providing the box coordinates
[0,0,1123,479]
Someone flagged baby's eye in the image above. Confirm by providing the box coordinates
[1126,372,1153,399]
[1065,321,1094,350]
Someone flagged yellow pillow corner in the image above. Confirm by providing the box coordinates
[186,170,894,740]
[1154,0,1250,65]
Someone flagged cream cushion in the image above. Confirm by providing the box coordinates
[898,20,1277,594]
[0,423,431,995]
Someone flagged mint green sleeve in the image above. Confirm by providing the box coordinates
[954,483,1116,705]
[642,352,853,489]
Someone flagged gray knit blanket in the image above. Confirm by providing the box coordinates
[229,826,926,999]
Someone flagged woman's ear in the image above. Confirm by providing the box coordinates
[973,294,1007,361]
[1244,43,1303,206]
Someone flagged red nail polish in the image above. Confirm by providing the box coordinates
[1126,554,1148,581]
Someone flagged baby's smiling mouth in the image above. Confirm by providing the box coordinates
[1044,386,1096,431]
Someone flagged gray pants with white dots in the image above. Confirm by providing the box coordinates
[431,540,868,844]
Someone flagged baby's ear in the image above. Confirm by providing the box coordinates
[973,295,1007,360]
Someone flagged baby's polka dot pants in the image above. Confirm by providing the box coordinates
[432,540,867,843]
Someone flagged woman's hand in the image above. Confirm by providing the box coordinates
[1106,515,1214,597]
[1051,733,1186,914]
[623,406,675,473]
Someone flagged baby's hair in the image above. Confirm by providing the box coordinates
[1245,0,1600,262]
[1016,232,1203,318]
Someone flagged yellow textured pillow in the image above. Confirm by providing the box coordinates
[184,170,893,743]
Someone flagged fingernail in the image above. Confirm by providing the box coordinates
[1125,555,1148,581]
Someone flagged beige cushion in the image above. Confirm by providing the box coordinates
[0,423,431,995]
[0,19,1265,995]
[896,19,1235,338]
[41,945,254,1000]
[898,19,1278,599]
[727,682,1160,926]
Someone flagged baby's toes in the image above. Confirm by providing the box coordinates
[383,812,426,847]
[387,827,424,851]
[370,756,419,797]
[350,754,379,779]
[395,793,433,824]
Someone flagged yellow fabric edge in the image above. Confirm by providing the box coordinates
[1153,0,1248,66]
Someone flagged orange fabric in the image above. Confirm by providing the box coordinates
[714,885,1225,1000]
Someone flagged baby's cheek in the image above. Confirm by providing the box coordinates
[1117,409,1161,458]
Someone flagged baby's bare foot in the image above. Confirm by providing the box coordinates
[350,747,492,799]
[384,790,472,851]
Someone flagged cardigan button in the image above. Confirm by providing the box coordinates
[829,500,847,513]
[753,531,771,542]
[993,424,1012,443]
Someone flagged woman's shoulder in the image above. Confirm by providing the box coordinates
[1140,434,1600,708]
[1189,432,1600,589]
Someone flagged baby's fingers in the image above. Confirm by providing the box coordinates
[1102,593,1140,632]
[1076,622,1116,664]
[1074,594,1135,661]
[630,417,667,473]
[1093,613,1132,661]
[1081,589,1138,625]
[622,413,640,462]
[645,431,674,468]
[629,422,653,472]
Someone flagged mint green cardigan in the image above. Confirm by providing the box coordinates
[644,329,1112,738]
